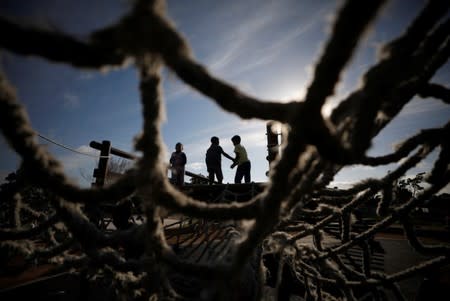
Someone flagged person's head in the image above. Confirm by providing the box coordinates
[211,136,219,145]
[175,142,183,152]
[231,135,241,145]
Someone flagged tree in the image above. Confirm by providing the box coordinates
[398,172,426,198]
[104,157,134,185]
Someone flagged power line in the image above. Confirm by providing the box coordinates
[36,132,110,159]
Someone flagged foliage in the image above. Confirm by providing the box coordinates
[398,172,426,198]
[0,170,55,228]
[105,157,134,185]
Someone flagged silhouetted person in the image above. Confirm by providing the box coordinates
[170,142,187,187]
[205,136,234,184]
[230,135,251,183]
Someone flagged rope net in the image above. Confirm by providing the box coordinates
[0,0,449,300]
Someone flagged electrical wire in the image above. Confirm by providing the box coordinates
[36,132,110,159]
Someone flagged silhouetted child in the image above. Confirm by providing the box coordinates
[170,142,187,187]
[230,135,251,183]
[205,136,234,184]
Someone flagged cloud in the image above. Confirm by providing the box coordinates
[397,157,428,169]
[186,162,204,172]
[63,93,80,109]
[327,180,355,189]
[206,1,333,79]
[399,97,449,117]
[164,1,333,102]
[205,3,275,72]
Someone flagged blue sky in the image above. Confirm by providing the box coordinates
[1,0,449,193]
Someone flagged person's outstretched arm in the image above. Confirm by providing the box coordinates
[221,150,234,161]
[230,152,240,169]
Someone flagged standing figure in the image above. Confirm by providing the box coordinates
[230,135,251,184]
[170,142,187,187]
[205,136,234,184]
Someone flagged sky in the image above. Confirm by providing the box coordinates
[0,0,449,193]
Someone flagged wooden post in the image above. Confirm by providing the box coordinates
[86,140,111,228]
[266,121,279,165]
[91,140,111,187]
